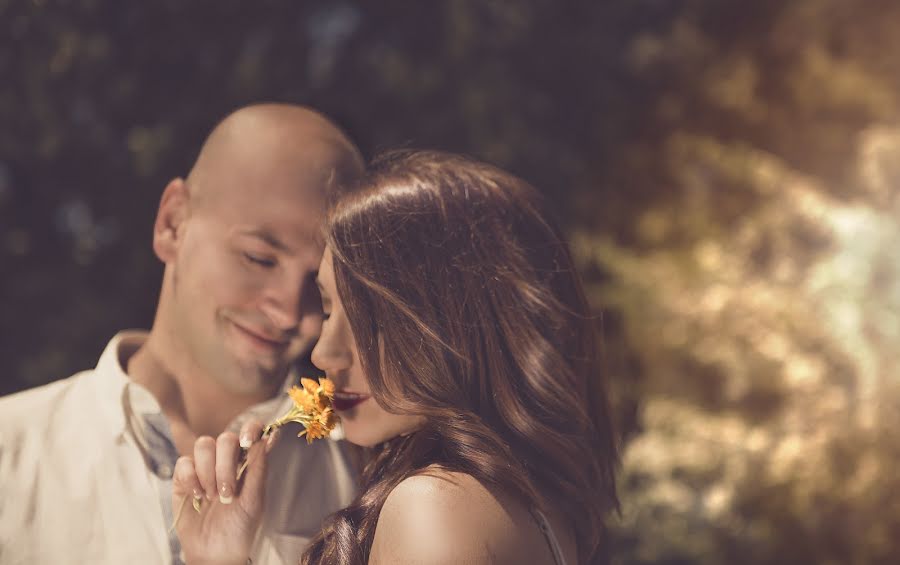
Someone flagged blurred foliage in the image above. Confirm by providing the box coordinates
[571,1,900,563]
[2,0,898,562]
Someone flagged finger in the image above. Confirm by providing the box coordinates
[236,420,265,483]
[171,456,204,534]
[239,419,265,450]
[237,427,279,519]
[193,435,217,501]
[215,432,240,504]
[172,455,203,500]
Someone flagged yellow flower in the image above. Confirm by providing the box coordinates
[288,385,316,413]
[317,407,336,428]
[221,376,340,520]
[319,377,335,397]
[267,377,339,442]
[301,377,319,395]
[299,419,330,443]
[296,376,334,411]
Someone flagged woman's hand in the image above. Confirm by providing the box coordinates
[172,420,278,565]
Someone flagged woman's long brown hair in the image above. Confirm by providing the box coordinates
[302,150,618,564]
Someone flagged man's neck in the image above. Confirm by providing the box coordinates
[125,332,271,454]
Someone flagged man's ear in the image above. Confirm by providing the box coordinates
[153,178,191,263]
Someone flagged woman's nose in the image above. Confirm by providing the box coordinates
[310,330,351,373]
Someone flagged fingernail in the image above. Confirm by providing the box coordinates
[219,484,233,504]
[239,434,253,449]
[192,488,203,499]
[265,428,280,452]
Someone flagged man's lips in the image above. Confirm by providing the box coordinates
[332,391,371,411]
[229,320,290,351]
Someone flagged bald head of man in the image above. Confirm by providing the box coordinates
[185,104,362,213]
[145,104,363,420]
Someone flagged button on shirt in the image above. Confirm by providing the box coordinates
[0,332,357,565]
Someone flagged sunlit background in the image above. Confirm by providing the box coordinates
[2,1,898,563]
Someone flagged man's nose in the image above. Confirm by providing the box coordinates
[259,272,317,331]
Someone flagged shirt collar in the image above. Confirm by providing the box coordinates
[91,330,300,441]
[92,330,146,441]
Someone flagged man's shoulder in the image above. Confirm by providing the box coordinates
[264,422,358,489]
[0,332,139,430]
[0,370,109,497]
[0,370,98,434]
[260,425,358,537]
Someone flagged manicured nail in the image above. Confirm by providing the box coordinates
[192,488,203,499]
[219,483,233,504]
[265,428,280,452]
[239,434,253,449]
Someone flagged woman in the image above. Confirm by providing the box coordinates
[173,150,619,564]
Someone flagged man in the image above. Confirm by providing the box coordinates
[0,104,365,564]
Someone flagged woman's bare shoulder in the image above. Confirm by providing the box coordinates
[368,467,551,564]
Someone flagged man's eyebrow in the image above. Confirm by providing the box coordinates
[238,228,290,252]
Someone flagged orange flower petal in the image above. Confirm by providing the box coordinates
[287,386,306,407]
[318,378,335,397]
[300,377,319,395]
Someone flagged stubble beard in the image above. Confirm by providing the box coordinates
[170,307,285,398]
[210,316,291,396]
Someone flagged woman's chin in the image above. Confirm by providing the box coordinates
[343,428,400,448]
[340,413,427,447]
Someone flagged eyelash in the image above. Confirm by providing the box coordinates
[243,252,276,268]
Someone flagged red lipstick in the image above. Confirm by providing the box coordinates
[332,391,370,411]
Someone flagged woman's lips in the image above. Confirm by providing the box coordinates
[332,391,370,411]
